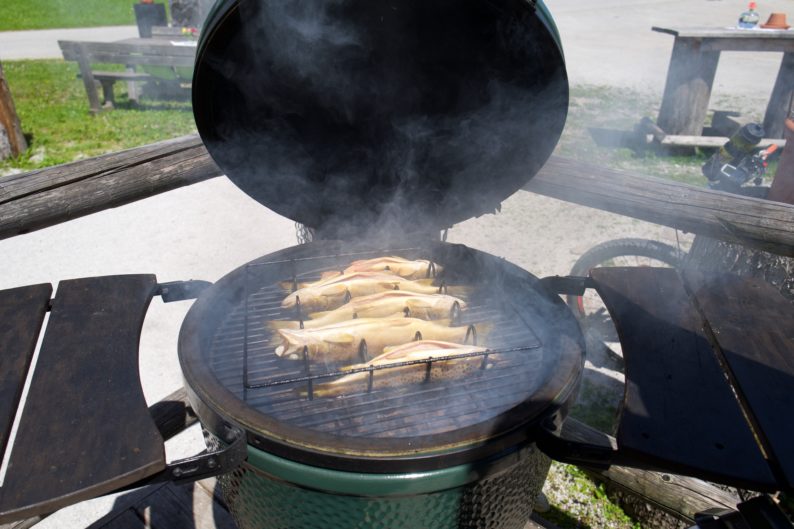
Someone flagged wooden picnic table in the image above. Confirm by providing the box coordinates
[653,26,794,138]
[59,37,197,113]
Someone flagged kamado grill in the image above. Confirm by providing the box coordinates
[2,0,794,527]
[182,0,576,525]
[180,242,583,528]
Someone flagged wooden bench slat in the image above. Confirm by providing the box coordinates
[0,275,165,524]
[90,71,153,82]
[590,267,777,490]
[683,270,794,491]
[0,284,52,464]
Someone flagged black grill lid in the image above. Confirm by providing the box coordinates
[192,0,568,235]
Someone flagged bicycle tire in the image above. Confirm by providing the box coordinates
[566,238,686,319]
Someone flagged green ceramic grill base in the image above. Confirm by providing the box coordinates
[210,436,551,529]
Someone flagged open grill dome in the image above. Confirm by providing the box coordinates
[192,0,569,236]
[179,241,584,472]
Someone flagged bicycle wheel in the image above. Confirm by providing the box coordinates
[566,239,685,346]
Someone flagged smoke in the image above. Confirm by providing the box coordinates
[195,0,569,241]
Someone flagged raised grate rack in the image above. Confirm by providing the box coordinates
[207,246,551,441]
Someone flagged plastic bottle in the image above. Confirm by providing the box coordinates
[738,2,760,29]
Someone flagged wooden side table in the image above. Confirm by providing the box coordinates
[653,26,794,138]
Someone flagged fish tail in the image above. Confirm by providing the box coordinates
[444,285,472,299]
[266,320,298,332]
[296,385,333,399]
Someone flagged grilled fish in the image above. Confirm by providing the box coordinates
[269,291,466,330]
[344,256,442,280]
[281,271,452,312]
[307,340,490,398]
[273,317,472,362]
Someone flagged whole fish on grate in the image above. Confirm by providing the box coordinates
[305,340,492,398]
[269,291,466,330]
[273,317,478,362]
[344,256,442,280]
[281,271,468,312]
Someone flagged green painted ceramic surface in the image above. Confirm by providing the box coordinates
[213,439,551,529]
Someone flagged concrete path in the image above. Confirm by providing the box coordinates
[0,25,138,60]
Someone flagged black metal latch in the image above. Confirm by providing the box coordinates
[156,280,213,303]
[138,425,248,487]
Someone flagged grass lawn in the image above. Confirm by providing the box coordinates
[0,59,196,173]
[0,0,141,31]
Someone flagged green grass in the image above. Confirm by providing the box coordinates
[0,0,144,30]
[544,464,643,529]
[0,59,196,172]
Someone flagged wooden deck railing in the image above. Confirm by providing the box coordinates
[3,134,794,257]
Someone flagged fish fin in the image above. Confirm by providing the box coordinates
[279,280,309,291]
[323,333,355,345]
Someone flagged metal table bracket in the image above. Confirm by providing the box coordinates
[136,426,248,487]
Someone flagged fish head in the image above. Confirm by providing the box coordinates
[274,329,314,360]
[281,292,299,310]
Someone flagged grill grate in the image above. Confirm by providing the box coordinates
[207,247,550,440]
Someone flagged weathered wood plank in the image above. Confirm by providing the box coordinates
[526,156,794,257]
[653,26,794,43]
[0,276,164,524]
[3,134,794,259]
[0,284,51,465]
[660,135,785,148]
[764,52,794,139]
[586,466,741,523]
[0,135,220,239]
[656,38,720,135]
[0,61,28,159]
[555,419,741,522]
[683,270,794,490]
[590,267,776,490]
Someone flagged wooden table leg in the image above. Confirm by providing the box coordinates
[76,43,101,114]
[126,65,140,104]
[657,38,720,136]
[100,79,116,109]
[763,52,794,139]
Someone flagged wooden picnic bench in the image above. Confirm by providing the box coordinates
[653,26,794,138]
[58,39,196,113]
